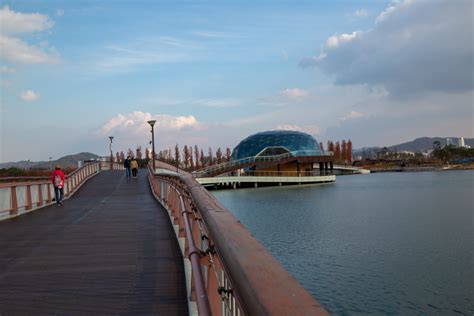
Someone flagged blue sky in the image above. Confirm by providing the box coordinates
[1,0,472,162]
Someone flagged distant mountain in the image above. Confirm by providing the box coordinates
[389,137,474,153]
[0,152,101,169]
[353,137,474,159]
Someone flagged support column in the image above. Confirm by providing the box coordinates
[297,161,300,177]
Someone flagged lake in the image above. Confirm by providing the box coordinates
[212,170,474,315]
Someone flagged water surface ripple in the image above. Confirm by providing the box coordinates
[212,171,474,315]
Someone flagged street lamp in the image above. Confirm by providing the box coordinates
[147,120,156,173]
[109,136,114,169]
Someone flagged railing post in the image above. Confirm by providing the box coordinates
[38,184,43,207]
[26,185,32,211]
[47,183,52,203]
[10,186,18,216]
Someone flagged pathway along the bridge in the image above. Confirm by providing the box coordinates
[0,170,188,315]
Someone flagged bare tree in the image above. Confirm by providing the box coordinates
[347,140,353,163]
[216,147,223,164]
[175,144,180,169]
[327,141,334,153]
[200,149,205,168]
[183,145,190,169]
[335,142,341,162]
[194,145,200,169]
[341,140,347,164]
[208,147,213,166]
[189,146,194,170]
[136,146,142,160]
[226,147,231,161]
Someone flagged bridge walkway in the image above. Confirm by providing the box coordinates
[0,170,188,315]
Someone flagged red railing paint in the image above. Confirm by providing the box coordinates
[148,160,329,316]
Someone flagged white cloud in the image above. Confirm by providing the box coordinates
[100,111,202,136]
[340,111,364,121]
[354,9,369,18]
[279,88,308,99]
[0,6,53,35]
[20,90,39,102]
[98,37,200,69]
[0,66,16,73]
[324,31,359,49]
[300,0,473,97]
[277,124,321,136]
[0,6,59,64]
[0,36,60,64]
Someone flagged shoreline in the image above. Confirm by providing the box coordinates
[366,165,474,173]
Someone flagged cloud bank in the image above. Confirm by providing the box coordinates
[0,6,60,64]
[301,0,473,97]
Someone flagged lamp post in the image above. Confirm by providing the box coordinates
[109,136,114,170]
[147,120,156,173]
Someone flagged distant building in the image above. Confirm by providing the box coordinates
[231,130,334,175]
[446,137,469,148]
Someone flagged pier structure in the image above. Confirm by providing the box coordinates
[0,158,328,315]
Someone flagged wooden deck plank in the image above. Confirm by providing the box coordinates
[0,170,188,315]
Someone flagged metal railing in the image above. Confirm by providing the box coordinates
[148,161,329,316]
[192,152,294,178]
[0,162,104,221]
[193,151,335,178]
[225,170,334,177]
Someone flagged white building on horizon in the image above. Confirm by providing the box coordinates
[446,137,469,148]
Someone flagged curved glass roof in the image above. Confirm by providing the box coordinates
[231,130,323,160]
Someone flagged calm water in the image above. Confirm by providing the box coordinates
[212,171,474,315]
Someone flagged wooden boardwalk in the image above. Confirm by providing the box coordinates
[0,170,188,315]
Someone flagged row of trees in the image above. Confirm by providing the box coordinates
[114,140,354,170]
[321,140,353,164]
[160,145,232,171]
[114,145,233,171]
[432,142,474,163]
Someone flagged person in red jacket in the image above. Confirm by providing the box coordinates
[51,165,65,206]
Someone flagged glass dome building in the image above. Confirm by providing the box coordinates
[231,130,324,160]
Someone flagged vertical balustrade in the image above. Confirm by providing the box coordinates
[38,184,43,207]
[10,186,18,216]
[25,185,32,211]
[1,163,102,221]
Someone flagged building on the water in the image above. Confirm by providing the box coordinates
[230,130,334,176]
[194,130,335,188]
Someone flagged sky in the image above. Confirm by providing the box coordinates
[0,0,473,162]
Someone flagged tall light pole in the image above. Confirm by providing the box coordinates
[147,120,156,173]
[109,136,114,170]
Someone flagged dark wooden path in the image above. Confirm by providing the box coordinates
[0,170,188,315]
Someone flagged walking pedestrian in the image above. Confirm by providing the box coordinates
[131,158,139,178]
[124,156,131,178]
[51,165,65,206]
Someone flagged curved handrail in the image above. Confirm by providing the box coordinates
[0,162,102,221]
[148,161,328,315]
